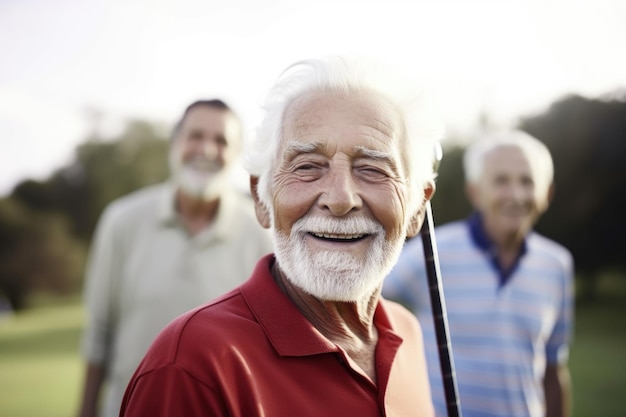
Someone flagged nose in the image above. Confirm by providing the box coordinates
[317,166,363,216]
[201,138,220,160]
[509,181,530,202]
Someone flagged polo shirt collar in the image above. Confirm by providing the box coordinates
[240,254,399,357]
[466,212,528,287]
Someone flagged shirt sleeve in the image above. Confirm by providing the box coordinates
[545,250,575,365]
[81,204,124,365]
[120,365,227,417]
[382,236,427,313]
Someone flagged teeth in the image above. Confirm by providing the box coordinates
[312,232,365,240]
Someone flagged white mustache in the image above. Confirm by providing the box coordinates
[291,216,383,236]
[183,157,221,173]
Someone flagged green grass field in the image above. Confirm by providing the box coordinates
[568,275,626,417]
[0,278,624,417]
[0,297,83,417]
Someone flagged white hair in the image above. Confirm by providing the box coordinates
[463,130,554,198]
[244,55,445,216]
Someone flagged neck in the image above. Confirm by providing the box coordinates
[271,262,380,383]
[484,224,526,271]
[175,189,220,235]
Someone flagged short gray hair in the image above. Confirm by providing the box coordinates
[463,130,554,198]
[244,55,445,214]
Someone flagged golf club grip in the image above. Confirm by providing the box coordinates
[421,202,463,417]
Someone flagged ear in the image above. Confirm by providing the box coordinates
[464,182,480,209]
[546,182,554,204]
[538,182,554,213]
[250,176,271,229]
[406,181,436,238]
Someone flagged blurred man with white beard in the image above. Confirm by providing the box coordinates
[119,56,443,417]
[77,99,273,417]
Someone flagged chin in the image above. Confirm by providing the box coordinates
[274,230,403,302]
[176,170,227,200]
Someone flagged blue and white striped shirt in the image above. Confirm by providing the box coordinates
[383,217,574,417]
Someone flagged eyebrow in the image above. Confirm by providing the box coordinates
[284,141,393,159]
[284,140,324,154]
[354,146,394,164]
[282,141,326,162]
[282,141,399,172]
[355,146,402,177]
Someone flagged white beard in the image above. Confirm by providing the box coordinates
[273,215,406,301]
[169,154,228,200]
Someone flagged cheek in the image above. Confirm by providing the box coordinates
[371,185,409,239]
[220,149,235,167]
[177,143,196,161]
[270,181,317,232]
[533,193,550,213]
[169,145,184,165]
[481,187,503,206]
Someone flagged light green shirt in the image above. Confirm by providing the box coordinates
[81,182,273,417]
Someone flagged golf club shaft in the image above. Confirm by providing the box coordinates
[421,201,462,417]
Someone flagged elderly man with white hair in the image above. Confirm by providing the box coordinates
[78,99,272,417]
[119,56,444,417]
[384,130,575,417]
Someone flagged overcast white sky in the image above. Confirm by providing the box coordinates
[1,0,625,194]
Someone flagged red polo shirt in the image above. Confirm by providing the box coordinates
[120,254,433,417]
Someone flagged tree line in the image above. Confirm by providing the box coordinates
[1,92,625,310]
[0,121,170,309]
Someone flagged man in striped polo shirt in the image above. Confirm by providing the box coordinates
[383,130,574,417]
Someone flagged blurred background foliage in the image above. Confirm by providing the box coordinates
[2,91,626,309]
[0,120,170,310]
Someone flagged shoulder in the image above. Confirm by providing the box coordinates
[433,220,470,244]
[398,219,469,256]
[90,184,166,243]
[136,287,253,370]
[220,190,272,244]
[398,220,471,259]
[100,183,165,226]
[380,298,422,332]
[379,299,427,348]
[527,232,574,270]
[223,190,257,220]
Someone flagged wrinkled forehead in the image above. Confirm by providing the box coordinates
[280,90,406,155]
[288,89,400,126]
[485,143,529,162]
[483,144,547,184]
[483,145,530,173]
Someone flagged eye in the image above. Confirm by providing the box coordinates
[521,176,534,187]
[294,163,318,171]
[288,157,326,181]
[215,136,228,146]
[493,175,509,186]
[355,165,389,180]
[289,153,326,172]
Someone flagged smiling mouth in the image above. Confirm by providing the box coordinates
[309,232,369,242]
